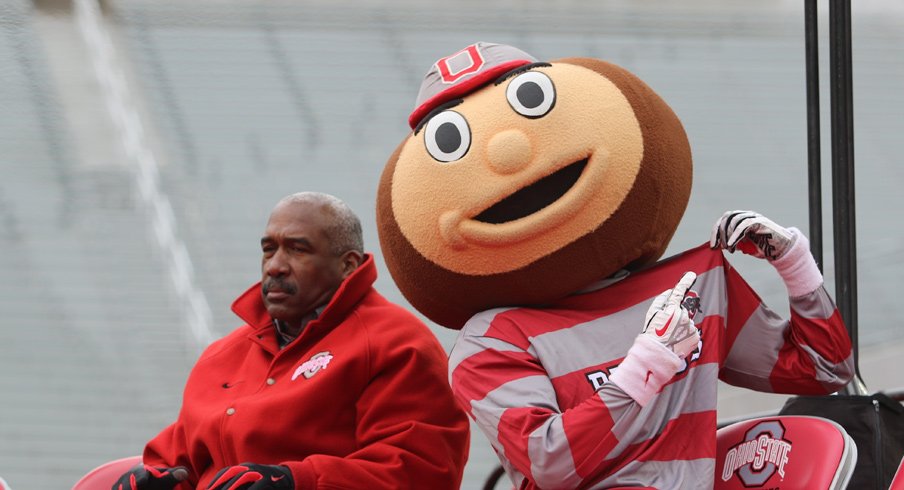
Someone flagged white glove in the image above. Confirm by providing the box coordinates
[642,271,700,359]
[709,210,795,261]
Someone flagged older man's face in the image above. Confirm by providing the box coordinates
[260,201,348,326]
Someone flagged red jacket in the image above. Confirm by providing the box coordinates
[144,255,470,489]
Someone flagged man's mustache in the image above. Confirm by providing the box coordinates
[262,278,298,295]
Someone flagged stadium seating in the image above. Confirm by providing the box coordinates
[71,456,141,490]
[714,415,856,490]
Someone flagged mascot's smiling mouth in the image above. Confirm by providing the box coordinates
[474,159,589,224]
[439,153,602,250]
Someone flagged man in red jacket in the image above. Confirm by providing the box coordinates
[114,192,470,490]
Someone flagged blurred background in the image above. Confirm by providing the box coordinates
[0,0,901,488]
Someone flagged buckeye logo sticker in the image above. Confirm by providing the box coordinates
[721,419,793,486]
[292,351,334,380]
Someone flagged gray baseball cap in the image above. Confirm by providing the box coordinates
[409,42,538,129]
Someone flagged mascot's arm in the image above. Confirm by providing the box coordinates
[450,332,658,489]
[711,211,854,393]
[610,271,700,406]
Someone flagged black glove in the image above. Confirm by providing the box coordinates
[112,464,188,490]
[207,463,293,490]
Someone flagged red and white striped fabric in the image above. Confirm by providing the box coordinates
[449,243,853,489]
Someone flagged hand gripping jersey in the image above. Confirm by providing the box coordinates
[448,244,853,489]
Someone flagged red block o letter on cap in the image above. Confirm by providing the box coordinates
[408,42,537,129]
[436,44,485,84]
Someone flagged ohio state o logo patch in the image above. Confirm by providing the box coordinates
[721,420,793,486]
[292,351,334,380]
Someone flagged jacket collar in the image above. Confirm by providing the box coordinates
[231,254,377,333]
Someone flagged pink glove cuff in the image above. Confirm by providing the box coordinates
[609,335,682,407]
[769,227,824,297]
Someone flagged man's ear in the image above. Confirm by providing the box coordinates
[340,250,363,278]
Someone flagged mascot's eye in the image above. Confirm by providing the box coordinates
[506,71,555,118]
[424,110,471,163]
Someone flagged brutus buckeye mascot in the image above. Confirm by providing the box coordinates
[376,42,854,489]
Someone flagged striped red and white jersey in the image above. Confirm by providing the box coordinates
[448,244,853,490]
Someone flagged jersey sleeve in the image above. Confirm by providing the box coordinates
[449,321,651,489]
[718,250,854,394]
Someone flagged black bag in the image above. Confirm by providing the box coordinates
[778,392,904,490]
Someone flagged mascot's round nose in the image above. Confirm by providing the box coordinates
[486,129,532,175]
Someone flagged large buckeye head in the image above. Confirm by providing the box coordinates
[377,43,692,329]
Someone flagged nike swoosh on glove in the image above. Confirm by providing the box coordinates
[642,271,700,359]
[207,463,293,490]
[709,210,794,261]
[112,464,188,490]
